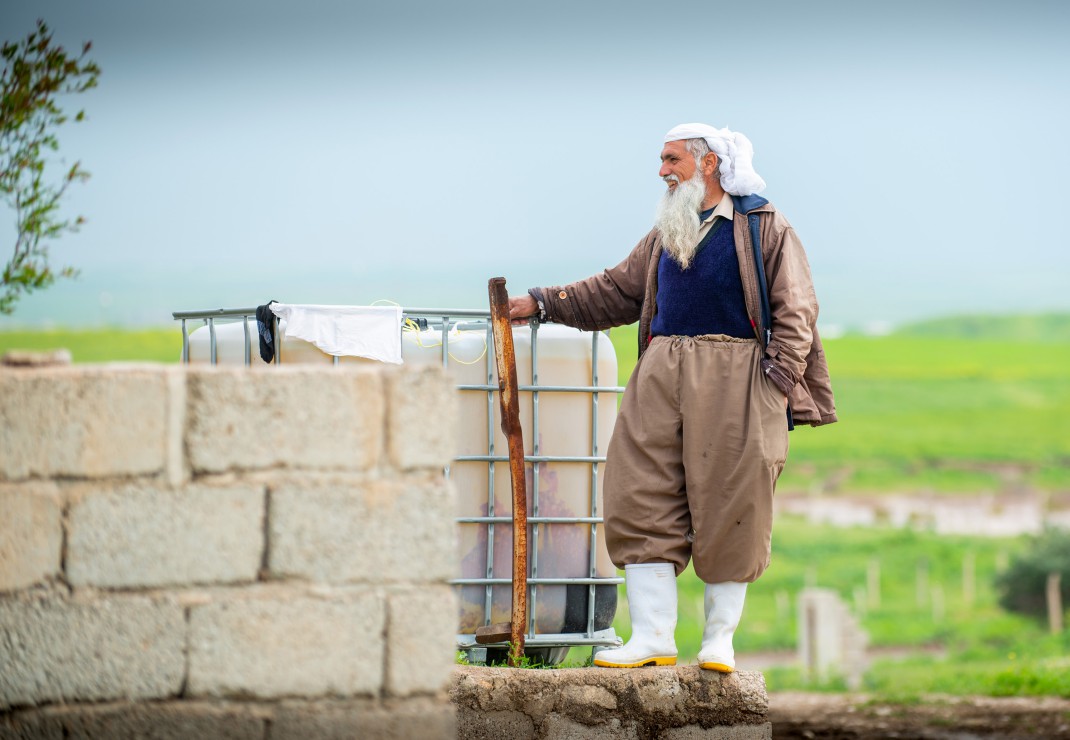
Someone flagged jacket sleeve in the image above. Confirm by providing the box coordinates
[762,216,818,396]
[531,232,654,332]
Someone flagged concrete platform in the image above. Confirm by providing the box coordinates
[451,665,771,739]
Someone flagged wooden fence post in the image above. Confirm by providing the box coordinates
[1048,572,1064,635]
[962,551,975,607]
[931,585,945,623]
[867,558,881,610]
[916,559,929,608]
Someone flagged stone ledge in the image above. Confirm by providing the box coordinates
[451,665,770,739]
[0,697,454,740]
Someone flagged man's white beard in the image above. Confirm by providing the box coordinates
[655,174,707,270]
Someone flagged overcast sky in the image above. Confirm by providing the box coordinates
[1,0,1068,329]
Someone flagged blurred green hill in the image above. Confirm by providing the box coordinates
[893,312,1070,342]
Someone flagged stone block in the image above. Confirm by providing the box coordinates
[269,476,456,584]
[188,585,384,699]
[385,586,458,697]
[633,668,687,721]
[0,591,185,709]
[556,683,618,723]
[540,713,640,739]
[0,483,62,592]
[0,701,269,740]
[453,709,535,740]
[0,710,60,740]
[67,483,264,588]
[659,724,773,739]
[271,697,454,740]
[185,366,384,474]
[685,667,769,719]
[0,366,170,481]
[386,366,458,471]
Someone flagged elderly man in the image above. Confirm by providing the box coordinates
[509,123,836,671]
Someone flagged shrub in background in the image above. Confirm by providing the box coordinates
[995,527,1070,619]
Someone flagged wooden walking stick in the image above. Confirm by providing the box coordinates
[474,277,529,666]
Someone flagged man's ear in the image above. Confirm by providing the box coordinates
[704,153,719,178]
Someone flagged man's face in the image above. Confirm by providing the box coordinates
[659,140,697,190]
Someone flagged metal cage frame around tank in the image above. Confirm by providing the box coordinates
[171,306,625,659]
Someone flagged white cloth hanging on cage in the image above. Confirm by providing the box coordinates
[268,303,403,364]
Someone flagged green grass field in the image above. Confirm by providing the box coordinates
[0,327,182,364]
[609,323,1070,493]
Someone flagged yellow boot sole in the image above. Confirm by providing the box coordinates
[699,661,734,673]
[593,656,677,668]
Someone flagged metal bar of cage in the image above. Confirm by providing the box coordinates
[172,306,512,322]
[457,516,605,524]
[455,454,606,463]
[208,318,217,364]
[453,577,618,586]
[483,317,496,627]
[588,329,600,638]
[458,384,620,393]
[456,632,618,649]
[529,319,540,638]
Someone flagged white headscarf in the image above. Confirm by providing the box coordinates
[664,123,766,196]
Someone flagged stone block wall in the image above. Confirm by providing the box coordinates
[0,364,458,738]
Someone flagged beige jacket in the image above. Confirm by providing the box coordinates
[534,199,838,427]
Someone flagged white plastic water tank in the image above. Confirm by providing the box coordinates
[186,316,619,637]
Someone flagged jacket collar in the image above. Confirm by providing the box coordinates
[702,192,736,224]
[731,193,771,214]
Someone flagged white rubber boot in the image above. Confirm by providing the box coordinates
[594,563,678,668]
[697,582,748,672]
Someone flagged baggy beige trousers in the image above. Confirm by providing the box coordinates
[603,335,789,584]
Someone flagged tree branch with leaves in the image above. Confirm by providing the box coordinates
[1,19,99,314]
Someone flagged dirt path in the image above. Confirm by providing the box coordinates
[737,645,947,672]
[769,691,1070,739]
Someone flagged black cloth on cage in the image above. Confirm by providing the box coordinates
[255,301,279,363]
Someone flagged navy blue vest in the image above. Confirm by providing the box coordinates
[649,218,752,339]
